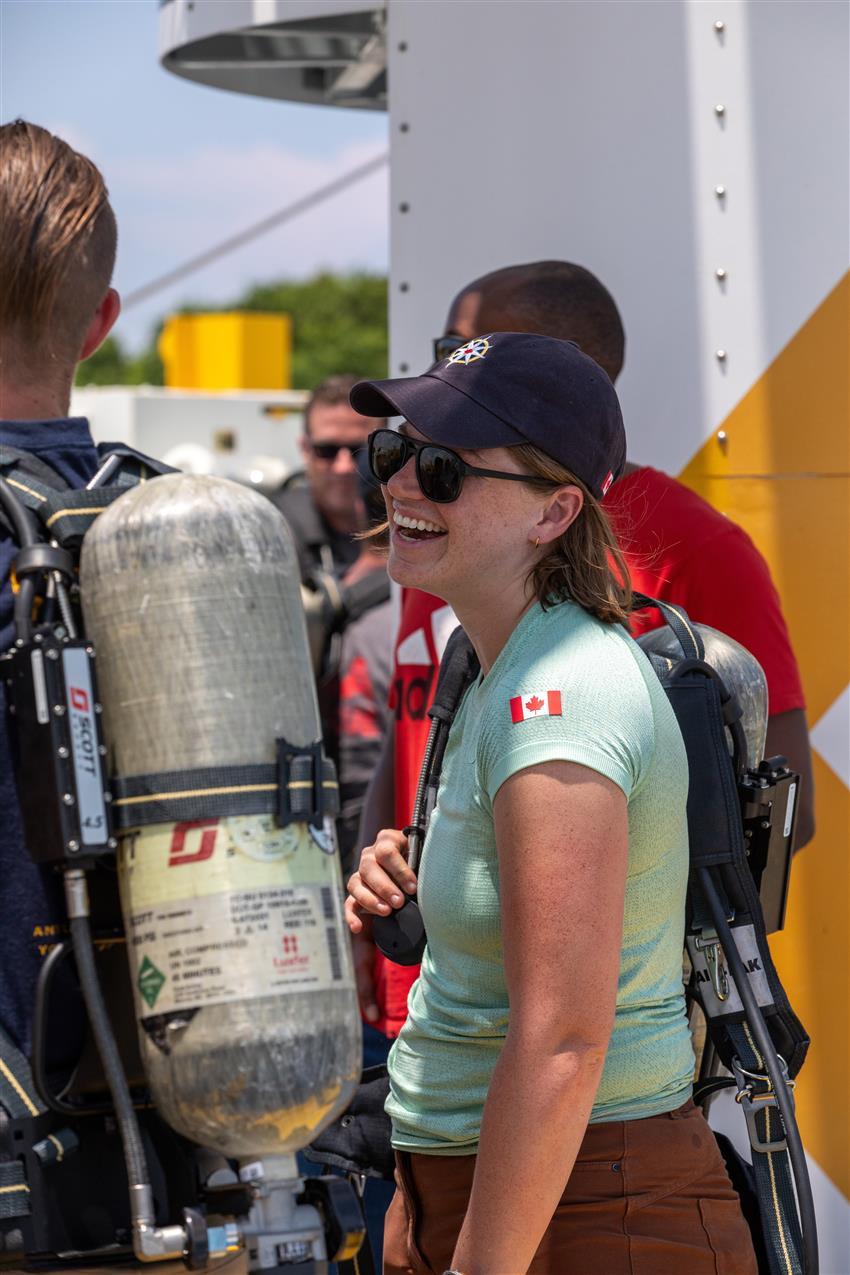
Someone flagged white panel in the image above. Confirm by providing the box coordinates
[811,686,850,790]
[685,0,850,434]
[387,0,849,469]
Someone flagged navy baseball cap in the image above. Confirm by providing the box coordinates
[349,332,626,499]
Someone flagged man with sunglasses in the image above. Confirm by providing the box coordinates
[272,372,377,582]
[353,259,813,1049]
[272,372,391,863]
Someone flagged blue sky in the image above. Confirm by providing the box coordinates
[1,0,389,350]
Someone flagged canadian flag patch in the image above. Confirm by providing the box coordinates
[509,690,563,724]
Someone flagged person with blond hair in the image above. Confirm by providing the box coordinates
[0,120,121,1066]
[344,333,757,1275]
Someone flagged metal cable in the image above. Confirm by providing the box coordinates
[123,151,388,309]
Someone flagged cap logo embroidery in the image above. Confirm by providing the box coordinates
[601,470,614,496]
[447,336,491,367]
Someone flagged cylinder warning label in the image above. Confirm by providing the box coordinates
[120,816,353,1018]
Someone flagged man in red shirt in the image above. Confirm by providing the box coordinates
[355,259,813,1036]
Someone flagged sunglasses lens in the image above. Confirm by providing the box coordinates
[312,442,339,460]
[369,431,408,484]
[419,446,463,502]
[433,335,465,363]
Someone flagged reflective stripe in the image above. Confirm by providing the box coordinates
[113,781,277,808]
[0,1056,40,1116]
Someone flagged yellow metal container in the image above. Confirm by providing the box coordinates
[158,312,292,390]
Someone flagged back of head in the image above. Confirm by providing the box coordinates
[0,120,117,370]
[457,261,625,382]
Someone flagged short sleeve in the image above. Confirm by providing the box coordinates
[477,639,657,805]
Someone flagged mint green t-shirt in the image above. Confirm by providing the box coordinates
[387,600,695,1154]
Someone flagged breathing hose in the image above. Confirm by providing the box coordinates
[406,715,440,873]
[65,870,185,1261]
[64,872,148,1187]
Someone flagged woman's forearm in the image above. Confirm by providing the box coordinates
[451,1034,607,1275]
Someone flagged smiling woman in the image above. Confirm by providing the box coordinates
[342,333,758,1275]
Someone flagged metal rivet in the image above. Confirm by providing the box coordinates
[103,792,112,804]
[399,282,409,292]
[34,633,43,643]
[399,202,410,213]
[714,20,726,33]
[399,362,410,373]
[715,103,726,117]
[46,648,59,661]
[86,646,95,657]
[67,840,79,853]
[716,349,727,362]
[57,745,69,759]
[53,703,66,716]
[94,703,103,714]
[715,184,726,198]
[108,837,118,850]
[715,267,727,280]
[98,744,107,756]
[62,792,75,806]
[717,429,728,449]
[399,122,410,133]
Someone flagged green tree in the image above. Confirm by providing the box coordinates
[74,334,129,386]
[239,271,388,387]
[74,329,165,387]
[74,272,388,389]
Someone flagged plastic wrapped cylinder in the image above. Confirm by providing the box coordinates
[80,473,360,1158]
[638,622,768,769]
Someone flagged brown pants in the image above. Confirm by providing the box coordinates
[383,1100,758,1275]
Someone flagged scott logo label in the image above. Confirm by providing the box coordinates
[168,820,219,867]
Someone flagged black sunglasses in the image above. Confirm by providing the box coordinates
[368,428,556,504]
[309,440,365,462]
[432,334,466,363]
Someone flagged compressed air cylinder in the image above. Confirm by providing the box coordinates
[80,474,360,1157]
[638,622,768,769]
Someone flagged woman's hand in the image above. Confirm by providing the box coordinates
[345,828,419,935]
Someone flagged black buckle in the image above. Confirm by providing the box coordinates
[731,1055,795,1153]
[276,739,339,828]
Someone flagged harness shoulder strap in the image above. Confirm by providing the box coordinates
[0,443,177,549]
[0,446,70,534]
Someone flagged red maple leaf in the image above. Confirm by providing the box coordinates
[525,695,544,713]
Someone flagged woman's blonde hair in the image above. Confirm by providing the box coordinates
[513,443,632,626]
